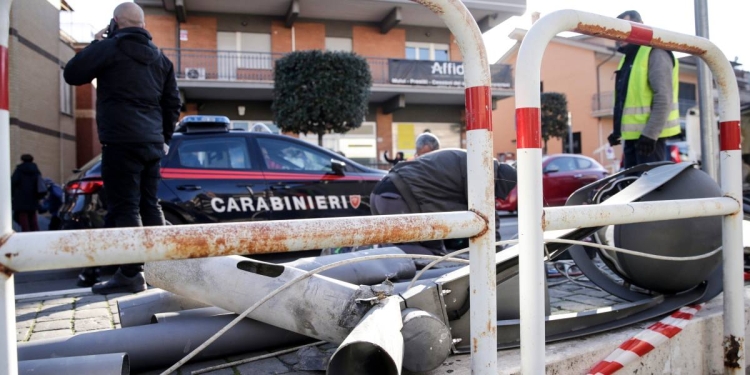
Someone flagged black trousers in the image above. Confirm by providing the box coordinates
[102,143,166,276]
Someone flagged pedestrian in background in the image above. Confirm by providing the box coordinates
[39,178,64,231]
[64,2,181,294]
[607,10,680,168]
[11,154,45,232]
[414,132,440,158]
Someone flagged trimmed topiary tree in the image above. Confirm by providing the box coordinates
[272,50,373,145]
[540,92,569,153]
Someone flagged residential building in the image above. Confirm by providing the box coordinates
[134,0,525,166]
[8,0,76,183]
[493,28,750,171]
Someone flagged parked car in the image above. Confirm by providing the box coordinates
[61,116,386,229]
[495,154,608,213]
[666,140,690,163]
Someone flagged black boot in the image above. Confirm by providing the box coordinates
[91,269,147,295]
[76,267,101,287]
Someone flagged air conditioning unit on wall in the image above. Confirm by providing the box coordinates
[184,67,206,80]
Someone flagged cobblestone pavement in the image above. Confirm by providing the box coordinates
[12,259,631,375]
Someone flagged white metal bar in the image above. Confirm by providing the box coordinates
[0,0,17,374]
[721,149,744,375]
[543,197,740,231]
[409,1,496,373]
[516,149,545,375]
[516,9,743,374]
[0,211,485,273]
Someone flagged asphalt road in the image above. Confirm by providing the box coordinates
[13,214,521,296]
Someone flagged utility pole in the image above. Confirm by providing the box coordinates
[695,0,718,180]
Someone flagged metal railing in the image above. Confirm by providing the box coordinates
[161,48,401,84]
[0,0,498,374]
[516,10,743,374]
[161,48,510,88]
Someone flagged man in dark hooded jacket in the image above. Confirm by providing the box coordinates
[11,154,43,232]
[370,148,517,256]
[64,2,181,294]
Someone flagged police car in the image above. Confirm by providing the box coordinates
[60,115,386,229]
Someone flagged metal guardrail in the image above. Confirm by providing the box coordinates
[515,10,743,374]
[161,48,510,88]
[160,48,409,84]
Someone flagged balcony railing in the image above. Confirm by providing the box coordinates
[592,91,698,117]
[161,48,512,88]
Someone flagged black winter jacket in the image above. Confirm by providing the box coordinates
[378,149,517,213]
[64,28,181,145]
[11,162,42,211]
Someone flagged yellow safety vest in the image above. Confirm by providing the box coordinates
[617,46,681,140]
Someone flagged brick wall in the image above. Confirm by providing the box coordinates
[145,14,176,49]
[75,82,99,167]
[375,107,393,160]
[293,22,325,51]
[179,16,218,78]
[352,26,405,58]
[8,0,76,182]
[271,20,292,54]
[352,26,405,83]
[180,16,218,50]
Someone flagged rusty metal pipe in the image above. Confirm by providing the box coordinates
[328,296,403,375]
[0,212,484,273]
[18,353,129,375]
[543,197,739,231]
[16,314,310,372]
[117,289,210,328]
[144,256,370,343]
[121,249,414,328]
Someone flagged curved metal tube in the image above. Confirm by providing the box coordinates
[328,296,403,375]
[18,353,129,375]
[16,315,310,372]
[117,288,210,328]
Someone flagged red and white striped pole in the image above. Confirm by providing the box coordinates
[409,0,496,373]
[517,10,743,374]
[718,87,744,375]
[0,0,17,374]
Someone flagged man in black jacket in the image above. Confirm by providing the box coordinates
[64,2,181,294]
[370,149,517,256]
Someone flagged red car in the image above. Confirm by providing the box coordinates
[496,154,608,213]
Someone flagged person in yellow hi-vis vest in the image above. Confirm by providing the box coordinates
[607,10,681,168]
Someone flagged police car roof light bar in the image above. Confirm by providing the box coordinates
[175,115,231,134]
[515,10,743,374]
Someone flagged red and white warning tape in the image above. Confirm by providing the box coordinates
[587,304,704,375]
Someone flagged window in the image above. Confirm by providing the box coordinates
[576,158,593,169]
[60,70,72,115]
[325,37,352,52]
[217,32,272,79]
[405,42,450,61]
[258,138,336,172]
[546,157,577,172]
[177,137,252,170]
